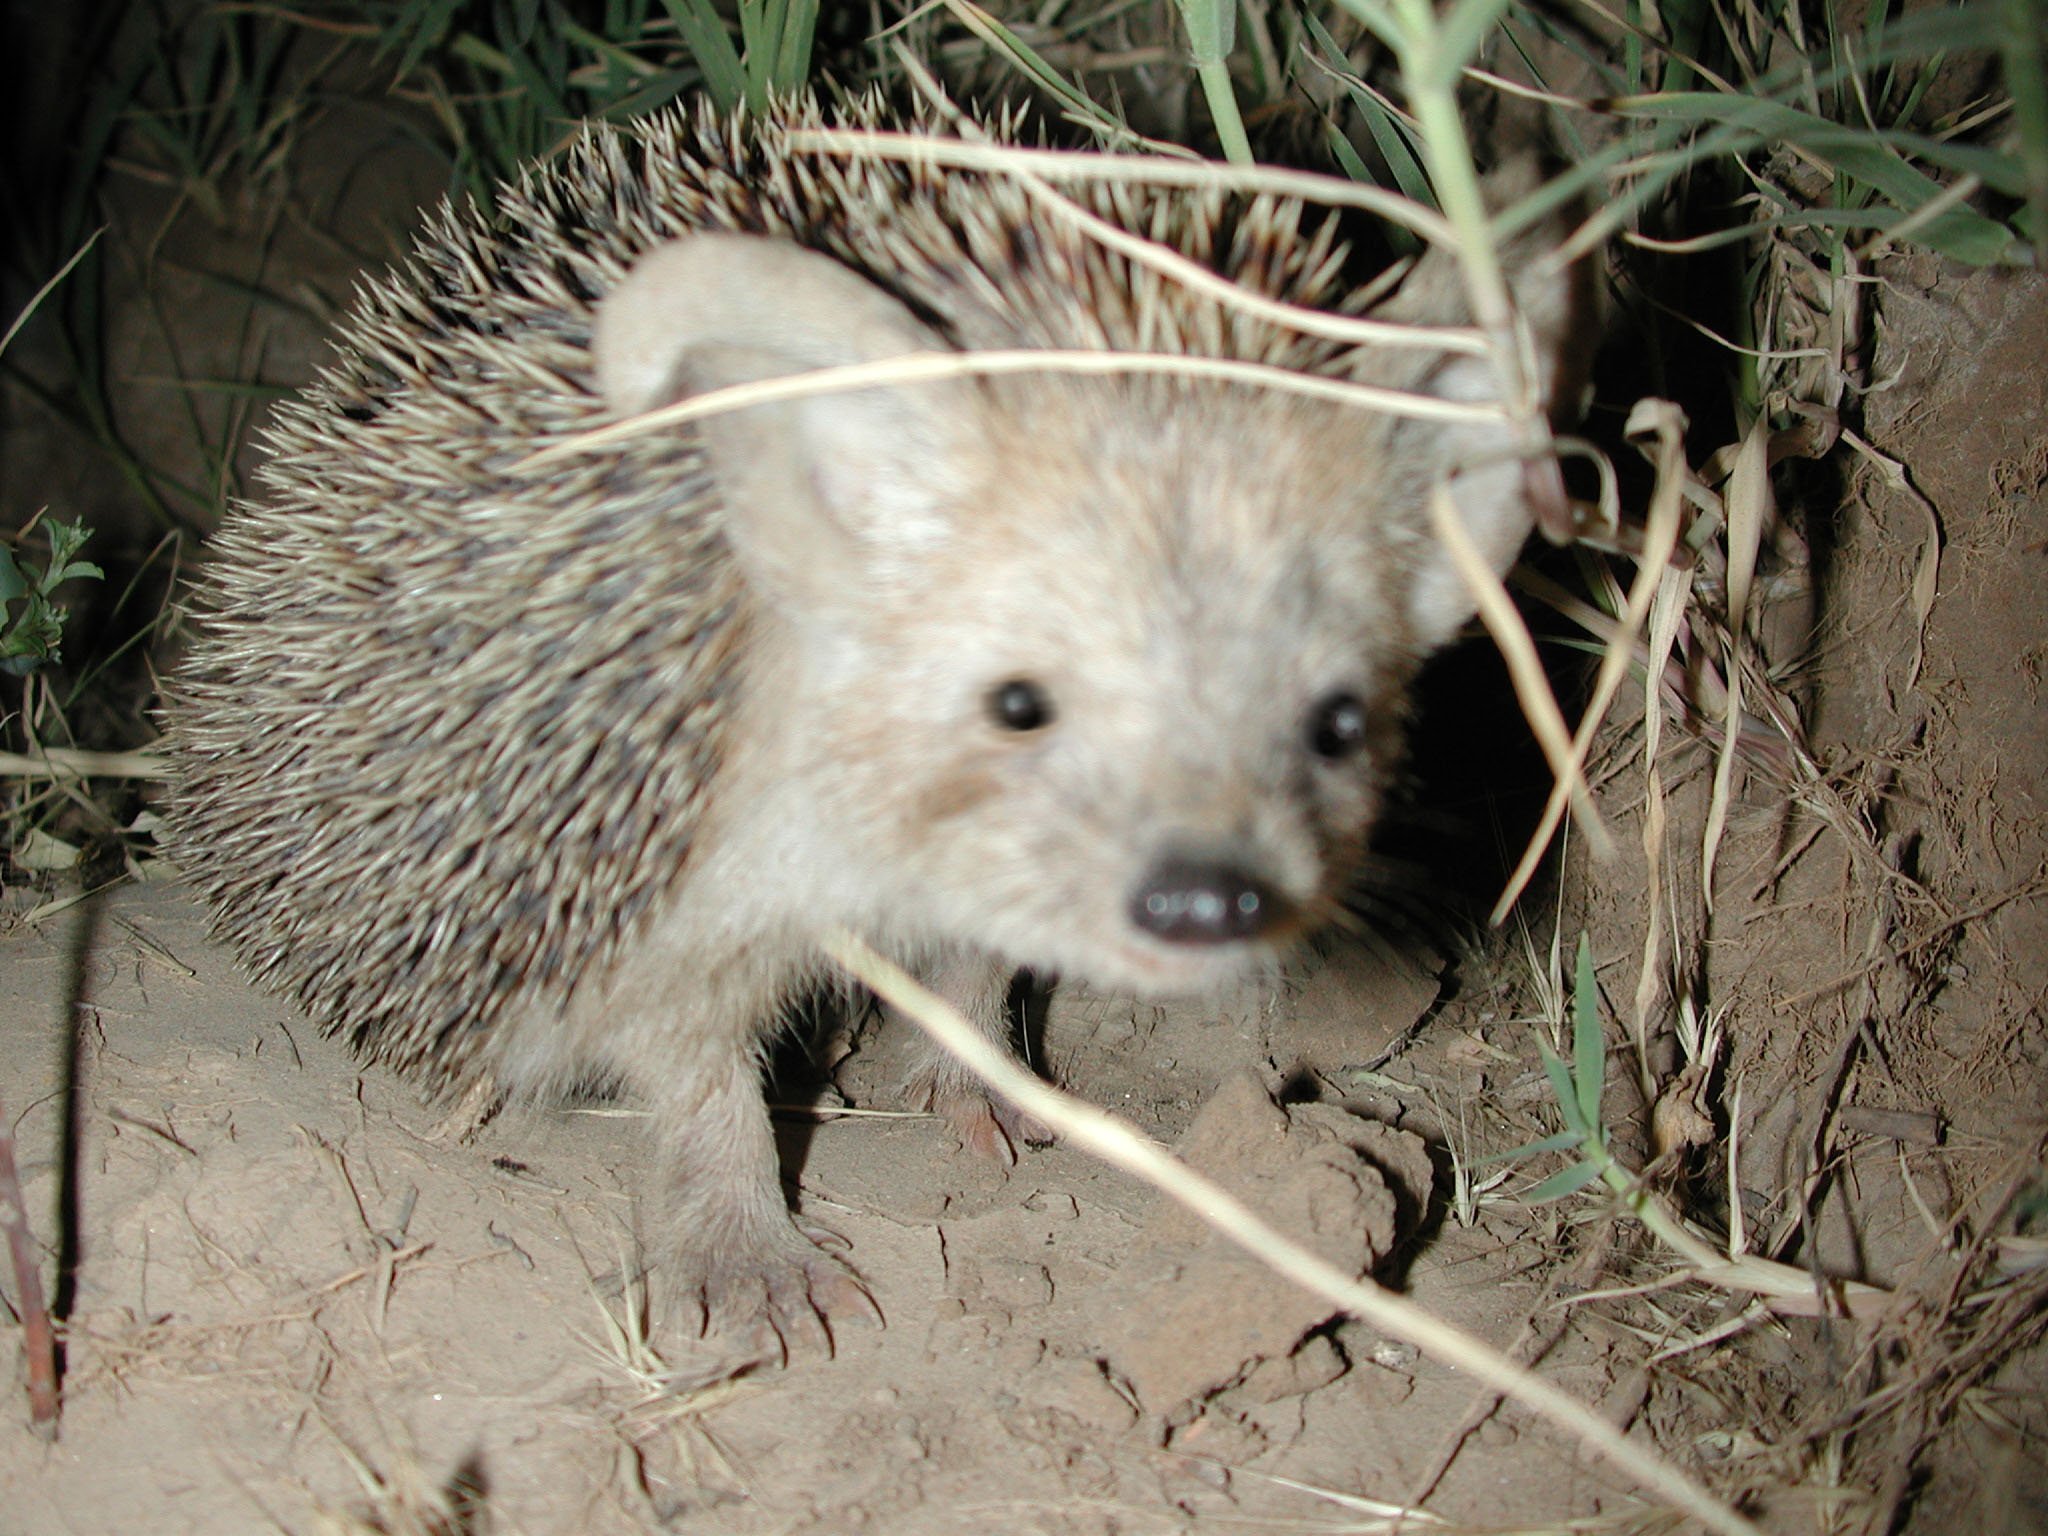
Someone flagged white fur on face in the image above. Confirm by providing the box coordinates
[732,377,1422,995]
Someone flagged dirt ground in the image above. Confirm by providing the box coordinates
[4,68,2047,1536]
[6,887,1549,1534]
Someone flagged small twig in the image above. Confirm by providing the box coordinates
[0,1091,60,1435]
[0,748,172,782]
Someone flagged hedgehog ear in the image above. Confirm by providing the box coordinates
[1356,181,1594,651]
[593,233,982,608]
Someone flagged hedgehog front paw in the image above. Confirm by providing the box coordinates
[647,1053,883,1360]
[672,1222,881,1361]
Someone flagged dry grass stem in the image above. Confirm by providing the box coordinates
[1493,401,1692,924]
[0,1089,59,1434]
[0,749,171,782]
[986,159,1485,353]
[1626,518,1684,1076]
[785,130,1451,238]
[1700,413,1774,912]
[1428,478,1608,858]
[521,348,1506,471]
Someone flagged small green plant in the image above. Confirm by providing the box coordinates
[1496,932,1887,1320]
[1507,933,1636,1204]
[0,519,103,678]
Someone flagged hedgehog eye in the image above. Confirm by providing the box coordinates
[987,678,1055,733]
[1306,690,1369,760]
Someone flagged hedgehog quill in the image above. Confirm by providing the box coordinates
[166,95,1583,1355]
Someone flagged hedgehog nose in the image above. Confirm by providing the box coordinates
[1128,857,1291,945]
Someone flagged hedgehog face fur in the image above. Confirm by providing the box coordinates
[725,375,1413,998]
[166,95,1583,1351]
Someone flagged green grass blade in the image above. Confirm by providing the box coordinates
[661,0,744,112]
[1174,1,1252,162]
[1472,1129,1585,1166]
[391,0,467,82]
[941,2,1145,148]
[1538,1038,1591,1139]
[1,233,103,358]
[1525,1161,1609,1203]
[1302,10,1434,216]
[2000,0,2048,244]
[1663,97,2019,259]
[770,0,819,96]
[601,69,697,122]
[1572,934,1605,1140]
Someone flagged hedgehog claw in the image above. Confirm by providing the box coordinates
[683,1230,878,1360]
[913,1068,1055,1165]
[943,1088,1054,1164]
[798,1219,854,1254]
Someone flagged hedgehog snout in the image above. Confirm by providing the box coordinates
[1126,854,1294,945]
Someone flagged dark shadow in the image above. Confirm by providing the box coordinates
[441,1450,491,1536]
[52,882,107,1386]
[764,989,842,1191]
[1371,559,1593,942]
[1011,969,1052,1087]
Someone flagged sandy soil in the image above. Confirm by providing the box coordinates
[8,887,1659,1534]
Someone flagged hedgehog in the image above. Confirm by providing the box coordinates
[165,92,1583,1354]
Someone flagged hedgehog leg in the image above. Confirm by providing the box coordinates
[648,1038,881,1358]
[892,948,1054,1165]
[423,1072,504,1145]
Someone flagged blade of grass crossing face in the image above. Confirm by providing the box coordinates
[1491,13,1611,155]
[1504,2,1630,93]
